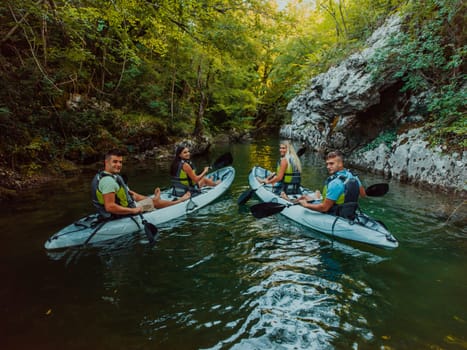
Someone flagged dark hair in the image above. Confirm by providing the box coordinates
[175,145,186,157]
[326,150,344,161]
[170,145,188,176]
[105,149,124,160]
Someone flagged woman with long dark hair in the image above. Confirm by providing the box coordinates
[170,145,220,195]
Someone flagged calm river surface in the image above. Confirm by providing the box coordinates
[1,139,466,350]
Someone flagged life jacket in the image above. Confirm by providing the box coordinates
[323,171,360,219]
[171,160,197,196]
[276,155,301,194]
[91,171,135,218]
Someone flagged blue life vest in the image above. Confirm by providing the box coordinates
[324,171,360,219]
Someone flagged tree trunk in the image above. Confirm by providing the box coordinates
[193,63,210,137]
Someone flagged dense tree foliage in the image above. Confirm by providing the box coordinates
[0,0,464,174]
[368,0,466,148]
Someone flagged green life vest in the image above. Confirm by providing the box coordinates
[275,155,301,194]
[171,160,198,196]
[276,155,301,184]
[91,171,135,218]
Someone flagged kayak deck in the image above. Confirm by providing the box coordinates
[45,166,235,250]
[248,166,399,249]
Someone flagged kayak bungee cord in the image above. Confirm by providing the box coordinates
[84,221,108,245]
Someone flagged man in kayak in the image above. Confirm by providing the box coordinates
[297,150,366,214]
[92,149,190,218]
[256,140,302,194]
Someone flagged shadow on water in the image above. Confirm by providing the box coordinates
[1,138,466,350]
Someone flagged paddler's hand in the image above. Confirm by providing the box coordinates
[133,207,143,214]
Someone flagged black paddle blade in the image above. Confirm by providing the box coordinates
[212,152,233,169]
[296,147,306,157]
[366,183,389,197]
[250,202,287,218]
[142,219,158,245]
[237,189,254,205]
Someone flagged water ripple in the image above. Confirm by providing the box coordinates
[204,233,377,349]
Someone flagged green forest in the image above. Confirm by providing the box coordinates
[0,0,465,178]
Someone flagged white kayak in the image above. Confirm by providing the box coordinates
[45,166,235,250]
[247,166,399,249]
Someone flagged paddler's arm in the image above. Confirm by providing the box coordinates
[298,198,334,213]
[183,162,208,184]
[103,192,142,215]
[260,158,287,185]
[359,185,367,198]
[257,172,275,184]
[355,175,366,198]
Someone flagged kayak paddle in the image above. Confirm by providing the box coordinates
[365,183,389,197]
[139,213,158,245]
[237,172,276,205]
[296,146,306,157]
[237,183,265,205]
[211,152,233,170]
[250,202,294,218]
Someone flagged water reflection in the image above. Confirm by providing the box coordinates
[1,138,466,350]
[205,232,386,349]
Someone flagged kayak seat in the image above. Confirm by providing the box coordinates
[171,184,202,198]
[282,183,302,195]
[171,185,188,197]
[331,177,360,221]
[272,183,302,195]
[330,202,360,236]
[335,202,359,221]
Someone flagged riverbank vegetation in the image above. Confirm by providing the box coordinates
[0,0,464,186]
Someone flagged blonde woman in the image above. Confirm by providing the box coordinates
[257,141,302,194]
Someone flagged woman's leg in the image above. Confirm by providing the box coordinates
[152,188,191,208]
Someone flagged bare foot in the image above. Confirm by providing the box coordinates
[153,187,161,200]
[180,192,191,201]
[280,191,291,201]
[215,179,221,185]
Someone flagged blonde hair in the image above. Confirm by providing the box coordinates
[281,140,302,173]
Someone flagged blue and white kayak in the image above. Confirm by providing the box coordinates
[248,166,398,249]
[45,166,235,250]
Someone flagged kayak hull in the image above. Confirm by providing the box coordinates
[248,166,398,249]
[45,166,235,250]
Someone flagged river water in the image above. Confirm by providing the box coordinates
[1,139,466,350]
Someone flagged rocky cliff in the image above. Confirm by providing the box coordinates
[281,15,466,194]
[349,128,466,193]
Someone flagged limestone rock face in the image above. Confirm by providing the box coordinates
[280,15,465,193]
[282,15,402,152]
[348,128,466,193]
